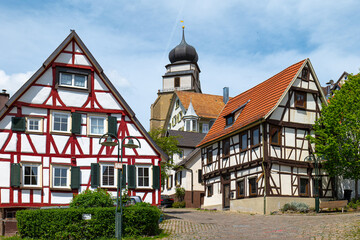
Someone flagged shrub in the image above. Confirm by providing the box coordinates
[175,187,185,202]
[16,203,161,239]
[172,201,185,208]
[70,188,114,208]
[282,202,309,213]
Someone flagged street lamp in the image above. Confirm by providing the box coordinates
[99,133,141,240]
[305,154,323,213]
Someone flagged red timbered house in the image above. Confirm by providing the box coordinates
[198,59,333,214]
[0,31,167,218]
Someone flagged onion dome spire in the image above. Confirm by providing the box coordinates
[169,26,198,64]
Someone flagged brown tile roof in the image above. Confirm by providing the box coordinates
[198,59,306,146]
[175,91,226,119]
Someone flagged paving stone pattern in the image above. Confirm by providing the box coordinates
[159,209,360,240]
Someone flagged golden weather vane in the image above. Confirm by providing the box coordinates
[180,20,184,29]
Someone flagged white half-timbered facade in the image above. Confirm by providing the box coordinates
[198,59,332,214]
[0,31,166,214]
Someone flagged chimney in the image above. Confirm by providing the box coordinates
[223,87,229,104]
[0,89,10,110]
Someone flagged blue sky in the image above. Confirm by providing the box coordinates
[1,0,360,130]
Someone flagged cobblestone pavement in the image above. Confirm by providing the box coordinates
[159,209,360,239]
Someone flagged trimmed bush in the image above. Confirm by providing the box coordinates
[172,201,185,208]
[70,188,114,208]
[16,203,161,239]
[281,202,309,213]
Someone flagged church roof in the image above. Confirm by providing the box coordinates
[198,59,308,146]
[175,91,226,119]
[169,28,198,64]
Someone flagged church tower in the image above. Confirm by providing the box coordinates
[150,27,201,131]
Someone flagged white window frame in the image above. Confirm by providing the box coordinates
[22,163,42,188]
[51,165,71,189]
[88,115,107,136]
[51,111,71,134]
[100,163,117,188]
[59,72,88,89]
[26,117,44,133]
[136,166,152,189]
[202,123,209,133]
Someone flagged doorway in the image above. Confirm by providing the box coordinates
[223,183,230,209]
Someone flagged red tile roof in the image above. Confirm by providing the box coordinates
[175,91,227,119]
[198,59,306,146]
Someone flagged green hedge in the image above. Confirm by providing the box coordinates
[16,203,161,239]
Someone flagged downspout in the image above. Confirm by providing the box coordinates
[261,123,266,215]
[185,167,194,204]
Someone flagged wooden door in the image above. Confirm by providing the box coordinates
[223,184,230,209]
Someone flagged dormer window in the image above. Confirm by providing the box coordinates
[225,114,234,126]
[301,68,309,81]
[56,67,91,91]
[224,100,250,128]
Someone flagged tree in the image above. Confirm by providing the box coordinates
[148,128,181,186]
[70,188,114,208]
[309,74,360,199]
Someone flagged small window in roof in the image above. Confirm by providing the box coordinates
[224,100,250,128]
[225,114,234,126]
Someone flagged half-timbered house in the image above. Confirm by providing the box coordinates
[0,31,167,219]
[198,59,332,214]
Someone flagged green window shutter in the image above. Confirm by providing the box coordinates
[122,165,127,189]
[71,112,82,134]
[70,166,80,189]
[11,163,21,187]
[127,165,136,189]
[152,166,160,189]
[11,117,25,132]
[108,116,117,136]
[91,163,100,188]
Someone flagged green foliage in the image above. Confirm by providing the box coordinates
[348,199,360,209]
[281,202,309,213]
[16,203,161,239]
[70,188,114,208]
[172,201,186,208]
[149,128,181,183]
[308,74,360,195]
[175,187,185,202]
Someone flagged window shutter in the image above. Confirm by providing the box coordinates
[108,116,117,136]
[70,166,80,189]
[127,165,136,189]
[91,163,100,188]
[71,112,82,134]
[11,117,25,132]
[11,163,21,187]
[198,169,202,183]
[152,166,160,190]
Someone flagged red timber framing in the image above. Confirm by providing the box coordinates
[0,31,166,210]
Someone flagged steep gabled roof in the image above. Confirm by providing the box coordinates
[199,59,307,146]
[175,91,226,119]
[167,130,206,148]
[0,30,168,161]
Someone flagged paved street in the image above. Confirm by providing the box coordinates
[160,208,360,239]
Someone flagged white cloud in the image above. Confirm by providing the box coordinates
[106,70,131,88]
[0,70,34,96]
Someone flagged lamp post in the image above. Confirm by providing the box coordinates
[99,133,141,240]
[305,154,321,213]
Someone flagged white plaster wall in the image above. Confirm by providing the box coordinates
[0,162,10,187]
[0,132,9,149]
[31,135,46,154]
[33,190,41,203]
[35,69,52,86]
[13,190,18,203]
[134,139,157,156]
[127,123,142,137]
[95,92,123,110]
[22,190,30,203]
[19,86,51,104]
[169,64,190,72]
[22,107,47,116]
[77,137,90,155]
[43,169,49,187]
[5,134,17,152]
[81,169,91,185]
[58,89,88,107]
[52,135,70,154]
[43,188,49,203]
[94,73,109,91]
[1,189,9,203]
[51,192,73,204]
[55,53,72,64]
[74,55,91,66]
[51,157,71,164]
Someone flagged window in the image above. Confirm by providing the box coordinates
[207,184,213,197]
[198,169,203,184]
[192,120,197,132]
[209,120,214,129]
[299,178,309,196]
[101,165,115,187]
[59,72,87,89]
[175,171,182,186]
[251,128,260,146]
[270,126,281,145]
[174,77,180,88]
[167,175,173,189]
[179,150,184,159]
[241,133,247,150]
[301,68,309,81]
[89,116,106,135]
[295,91,306,109]
[206,147,213,164]
[137,167,150,188]
[236,180,245,198]
[249,178,257,196]
[223,138,230,157]
[202,124,209,133]
[52,112,70,133]
[26,117,43,133]
[52,166,70,188]
[175,99,180,109]
[225,114,234,126]
[185,120,190,131]
[23,164,40,187]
